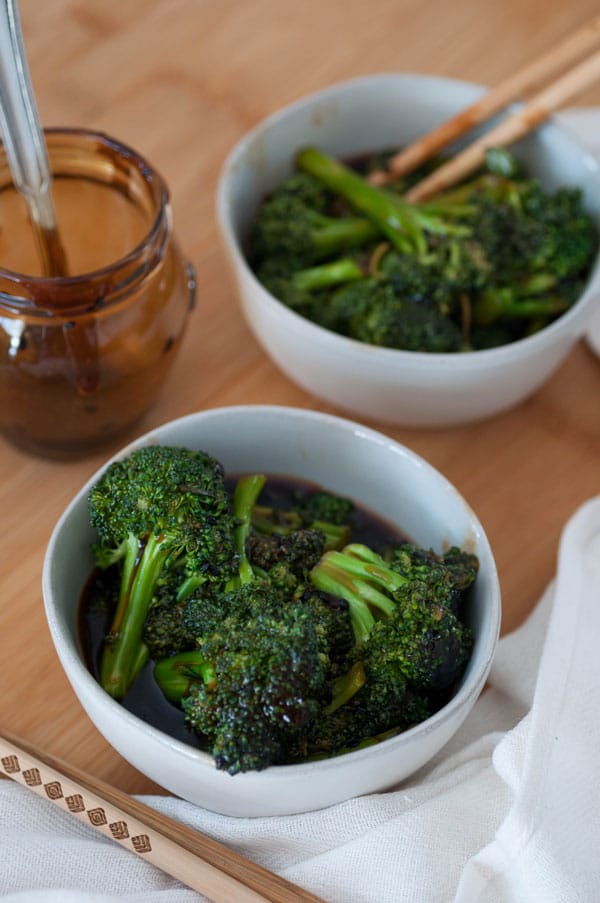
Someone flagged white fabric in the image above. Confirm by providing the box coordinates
[3,110,600,903]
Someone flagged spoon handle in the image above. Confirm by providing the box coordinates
[0,0,56,230]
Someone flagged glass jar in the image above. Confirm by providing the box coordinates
[0,129,195,458]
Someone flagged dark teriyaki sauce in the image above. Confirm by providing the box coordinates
[78,474,410,750]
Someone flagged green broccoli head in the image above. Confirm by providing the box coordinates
[292,489,355,528]
[89,445,237,580]
[180,602,329,774]
[390,543,479,612]
[329,281,463,352]
[251,172,377,267]
[310,542,475,693]
[362,586,473,692]
[142,574,198,661]
[89,445,238,699]
[521,183,598,280]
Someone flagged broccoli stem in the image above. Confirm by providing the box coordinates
[154,650,216,704]
[297,147,470,256]
[292,258,365,292]
[231,474,267,585]
[308,214,379,256]
[100,532,171,699]
[473,287,569,326]
[297,147,419,254]
[324,661,366,714]
[328,544,408,592]
[310,557,376,644]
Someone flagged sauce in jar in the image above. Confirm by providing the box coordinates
[0,129,195,458]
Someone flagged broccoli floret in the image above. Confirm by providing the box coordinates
[246,528,327,584]
[252,147,598,352]
[303,659,429,758]
[294,586,355,674]
[301,541,475,756]
[520,182,598,280]
[88,445,237,698]
[472,284,569,329]
[311,542,473,691]
[256,256,366,317]
[322,280,464,352]
[251,489,352,550]
[153,473,334,774]
[142,578,194,661]
[390,543,478,612]
[162,614,322,774]
[181,602,329,774]
[292,488,355,527]
[251,186,377,267]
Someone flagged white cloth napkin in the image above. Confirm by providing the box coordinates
[3,110,600,903]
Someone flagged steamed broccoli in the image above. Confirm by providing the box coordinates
[154,600,329,774]
[154,474,331,774]
[249,146,598,351]
[256,256,366,317]
[189,603,328,774]
[311,542,474,687]
[88,445,237,699]
[85,451,480,774]
[251,171,378,266]
[319,279,464,352]
[305,541,474,754]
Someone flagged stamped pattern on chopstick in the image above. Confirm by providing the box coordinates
[1,753,152,854]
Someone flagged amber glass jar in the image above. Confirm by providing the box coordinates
[0,129,195,458]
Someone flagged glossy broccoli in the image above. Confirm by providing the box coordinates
[152,475,330,770]
[87,454,481,772]
[177,478,347,644]
[245,529,327,589]
[301,653,430,759]
[305,541,474,755]
[312,542,473,688]
[88,445,237,698]
[153,475,331,774]
[390,542,478,612]
[155,602,328,774]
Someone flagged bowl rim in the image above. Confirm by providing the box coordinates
[43,404,501,782]
[216,71,600,368]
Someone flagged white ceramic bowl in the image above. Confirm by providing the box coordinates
[43,405,500,817]
[216,74,600,427]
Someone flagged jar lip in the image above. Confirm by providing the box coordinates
[0,127,170,292]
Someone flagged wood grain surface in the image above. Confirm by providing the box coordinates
[2,0,600,796]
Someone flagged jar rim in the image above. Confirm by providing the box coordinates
[0,128,171,311]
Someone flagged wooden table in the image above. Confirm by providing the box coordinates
[2,0,600,795]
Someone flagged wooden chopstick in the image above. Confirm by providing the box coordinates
[404,46,600,203]
[0,731,326,903]
[369,15,600,187]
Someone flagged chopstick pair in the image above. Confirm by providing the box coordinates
[369,15,600,201]
[0,731,325,903]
